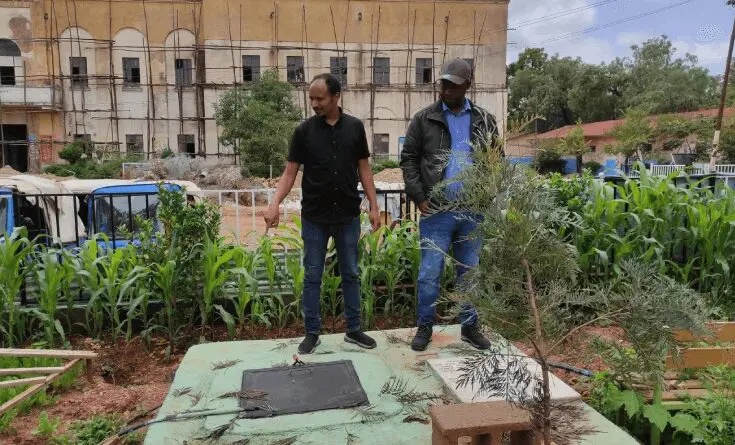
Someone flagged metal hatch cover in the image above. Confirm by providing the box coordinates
[240,360,369,418]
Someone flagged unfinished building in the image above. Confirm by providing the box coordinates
[0,0,508,172]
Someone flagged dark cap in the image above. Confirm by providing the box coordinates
[439,58,472,85]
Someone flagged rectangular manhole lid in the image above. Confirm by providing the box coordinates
[240,360,369,418]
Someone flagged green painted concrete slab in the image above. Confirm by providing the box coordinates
[145,325,638,445]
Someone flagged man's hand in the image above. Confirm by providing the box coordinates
[368,207,381,232]
[418,200,430,215]
[264,204,280,229]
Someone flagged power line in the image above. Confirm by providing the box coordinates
[513,0,620,28]
[530,0,697,46]
[451,0,621,44]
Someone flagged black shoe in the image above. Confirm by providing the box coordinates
[344,331,377,349]
[298,334,321,354]
[461,324,491,350]
[411,324,433,351]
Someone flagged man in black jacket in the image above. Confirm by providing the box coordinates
[400,58,500,351]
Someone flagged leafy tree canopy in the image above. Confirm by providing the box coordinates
[509,36,720,130]
[214,69,303,177]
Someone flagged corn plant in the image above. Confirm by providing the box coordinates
[321,257,342,333]
[255,235,284,296]
[264,293,295,334]
[358,222,383,329]
[230,247,258,337]
[59,248,79,330]
[33,247,67,346]
[0,228,35,347]
[200,234,235,339]
[76,237,105,337]
[565,166,735,297]
[150,254,178,353]
[123,266,153,343]
[376,226,406,315]
[93,244,141,341]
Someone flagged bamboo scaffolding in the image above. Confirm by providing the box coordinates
[0,2,507,169]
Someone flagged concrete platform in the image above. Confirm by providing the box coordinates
[145,325,638,445]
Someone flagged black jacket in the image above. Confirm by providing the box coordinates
[400,99,501,206]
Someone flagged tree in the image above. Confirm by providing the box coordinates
[214,69,303,177]
[692,117,735,163]
[615,36,719,114]
[558,123,590,174]
[438,145,710,444]
[507,47,548,79]
[507,36,719,131]
[652,114,702,154]
[605,108,654,163]
[508,56,589,129]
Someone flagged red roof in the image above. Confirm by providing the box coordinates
[534,107,735,140]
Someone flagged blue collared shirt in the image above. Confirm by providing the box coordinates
[442,98,472,199]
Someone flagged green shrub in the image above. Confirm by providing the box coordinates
[58,142,84,164]
[582,161,602,173]
[372,159,400,174]
[533,148,566,174]
[33,411,61,439]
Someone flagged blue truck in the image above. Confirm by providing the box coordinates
[0,176,200,248]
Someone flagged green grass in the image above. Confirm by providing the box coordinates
[0,348,82,433]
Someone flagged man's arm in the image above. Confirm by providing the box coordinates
[265,124,305,229]
[400,116,429,213]
[264,161,300,229]
[358,158,380,230]
[356,121,381,230]
[273,161,301,206]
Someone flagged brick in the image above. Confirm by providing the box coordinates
[430,401,535,445]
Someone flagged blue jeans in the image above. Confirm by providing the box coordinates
[417,211,481,327]
[302,217,361,335]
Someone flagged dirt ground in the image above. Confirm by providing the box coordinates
[3,323,623,444]
[219,204,301,246]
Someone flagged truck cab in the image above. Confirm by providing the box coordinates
[82,180,201,249]
[0,175,85,245]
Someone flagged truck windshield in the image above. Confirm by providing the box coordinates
[0,196,7,234]
[93,194,159,238]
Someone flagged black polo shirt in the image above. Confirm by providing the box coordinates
[287,110,370,224]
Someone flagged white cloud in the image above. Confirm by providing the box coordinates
[507,0,727,74]
[672,40,729,68]
[507,0,616,65]
[616,31,654,48]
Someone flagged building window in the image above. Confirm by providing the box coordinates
[243,55,260,82]
[175,58,193,87]
[74,134,92,152]
[373,57,390,85]
[70,57,88,88]
[416,58,432,84]
[0,66,14,85]
[122,57,141,86]
[287,56,304,84]
[330,57,347,86]
[178,134,195,157]
[126,134,144,155]
[372,133,389,158]
[464,58,474,79]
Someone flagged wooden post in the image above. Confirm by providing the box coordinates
[0,358,85,416]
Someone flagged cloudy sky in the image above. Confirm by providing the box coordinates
[507,0,733,74]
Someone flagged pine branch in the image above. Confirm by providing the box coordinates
[546,308,629,355]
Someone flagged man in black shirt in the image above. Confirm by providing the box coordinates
[265,73,381,354]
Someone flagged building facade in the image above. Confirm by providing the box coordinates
[0,0,508,172]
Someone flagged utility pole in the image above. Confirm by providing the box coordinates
[710,15,735,170]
